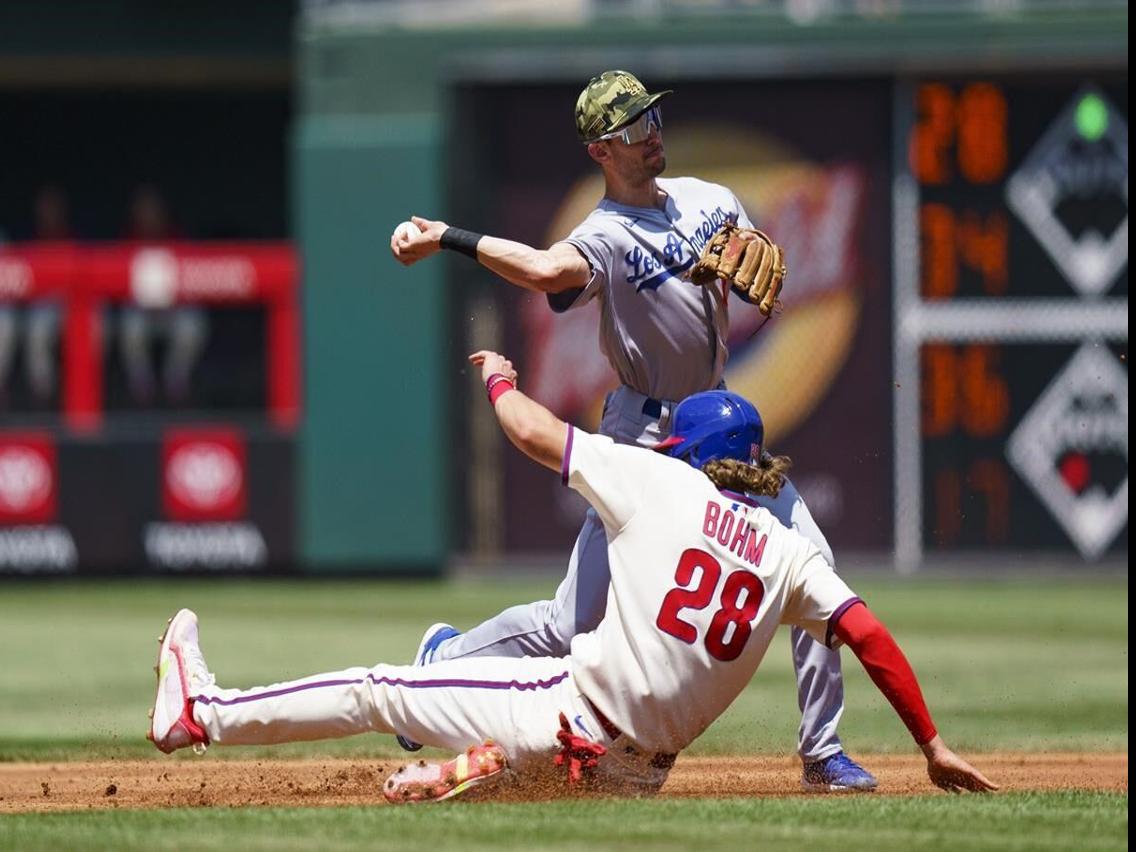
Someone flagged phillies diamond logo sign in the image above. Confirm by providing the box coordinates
[162,429,247,522]
[0,435,57,524]
[1007,345,1128,559]
[1006,87,1128,296]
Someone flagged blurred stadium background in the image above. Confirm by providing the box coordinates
[0,3,1127,846]
[0,1,1126,579]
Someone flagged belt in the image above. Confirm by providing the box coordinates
[584,697,677,770]
[639,385,724,419]
[585,696,622,740]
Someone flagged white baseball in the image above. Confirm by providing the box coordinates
[395,220,422,243]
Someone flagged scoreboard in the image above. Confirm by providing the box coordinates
[894,76,1128,568]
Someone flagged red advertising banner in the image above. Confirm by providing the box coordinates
[0,432,57,525]
[162,428,248,522]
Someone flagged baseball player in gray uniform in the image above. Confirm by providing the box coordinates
[390,70,875,791]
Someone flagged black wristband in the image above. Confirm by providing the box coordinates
[439,227,483,260]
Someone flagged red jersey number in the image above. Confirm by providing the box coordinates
[655,549,720,644]
[655,548,765,661]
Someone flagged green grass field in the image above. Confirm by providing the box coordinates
[0,575,1128,850]
[1,792,1127,851]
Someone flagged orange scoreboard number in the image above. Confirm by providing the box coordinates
[921,343,1014,548]
[910,82,1007,185]
[911,83,1010,299]
[911,82,1017,548]
[921,344,1010,440]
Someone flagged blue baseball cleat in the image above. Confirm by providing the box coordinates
[395,623,462,752]
[801,752,878,792]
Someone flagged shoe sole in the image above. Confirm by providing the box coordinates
[800,779,878,793]
[148,609,195,752]
[384,743,509,804]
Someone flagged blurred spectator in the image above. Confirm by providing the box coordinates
[26,185,73,400]
[119,184,208,406]
[33,184,74,243]
[0,184,72,409]
[0,302,14,408]
[124,183,181,242]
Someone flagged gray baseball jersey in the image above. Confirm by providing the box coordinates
[430,175,851,765]
[553,176,755,402]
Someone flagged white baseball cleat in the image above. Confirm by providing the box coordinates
[147,608,213,755]
[383,741,510,804]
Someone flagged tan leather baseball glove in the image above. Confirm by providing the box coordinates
[688,224,786,316]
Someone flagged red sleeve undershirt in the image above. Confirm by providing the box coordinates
[831,601,938,746]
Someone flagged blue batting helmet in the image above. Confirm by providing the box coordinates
[654,390,764,470]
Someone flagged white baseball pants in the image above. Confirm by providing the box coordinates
[190,654,669,793]
[436,384,847,762]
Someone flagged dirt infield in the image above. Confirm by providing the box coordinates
[0,752,1125,812]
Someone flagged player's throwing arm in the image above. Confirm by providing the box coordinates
[390,216,589,294]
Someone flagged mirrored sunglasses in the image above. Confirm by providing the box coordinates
[597,106,663,145]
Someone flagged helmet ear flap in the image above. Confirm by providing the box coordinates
[672,435,705,469]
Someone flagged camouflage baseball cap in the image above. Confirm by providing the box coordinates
[575,70,672,143]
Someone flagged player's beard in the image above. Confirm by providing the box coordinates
[644,144,666,178]
[606,144,666,190]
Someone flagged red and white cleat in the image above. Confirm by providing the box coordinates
[148,608,211,755]
[383,742,510,804]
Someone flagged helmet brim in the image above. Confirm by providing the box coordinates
[653,434,686,454]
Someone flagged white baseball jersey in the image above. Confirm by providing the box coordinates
[565,428,858,754]
[556,176,754,402]
[188,426,853,790]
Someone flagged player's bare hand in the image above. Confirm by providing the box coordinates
[922,736,999,793]
[390,216,448,266]
[469,350,518,386]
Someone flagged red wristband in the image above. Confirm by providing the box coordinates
[486,373,516,405]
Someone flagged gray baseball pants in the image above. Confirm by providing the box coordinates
[435,385,846,762]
